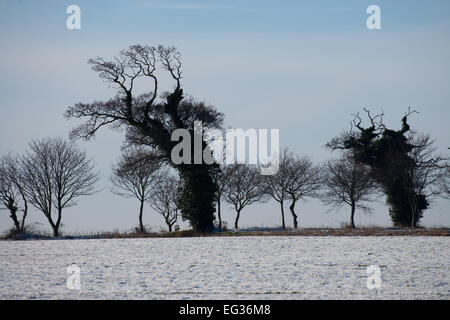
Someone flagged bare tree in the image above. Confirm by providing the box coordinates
[401,133,449,227]
[261,148,293,229]
[21,138,99,237]
[111,147,161,232]
[212,164,231,230]
[321,152,377,229]
[284,155,321,229]
[0,154,28,232]
[223,164,266,229]
[148,171,181,232]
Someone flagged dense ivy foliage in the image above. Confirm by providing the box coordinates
[343,115,427,227]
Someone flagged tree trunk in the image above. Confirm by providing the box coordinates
[44,209,59,237]
[19,189,28,232]
[45,208,58,237]
[50,217,59,238]
[289,200,298,229]
[217,197,222,230]
[9,206,21,232]
[178,164,216,233]
[350,201,356,229]
[139,198,145,233]
[234,209,241,229]
[411,196,417,229]
[53,206,62,238]
[280,201,285,229]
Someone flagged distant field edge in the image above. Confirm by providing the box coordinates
[2,227,449,240]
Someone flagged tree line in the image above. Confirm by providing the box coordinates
[106,127,450,232]
[1,44,449,236]
[1,133,449,236]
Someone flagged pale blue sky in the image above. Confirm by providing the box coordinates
[0,1,449,233]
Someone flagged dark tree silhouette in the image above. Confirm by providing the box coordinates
[148,171,181,232]
[320,152,377,229]
[0,154,28,232]
[327,108,449,227]
[283,155,321,229]
[21,138,99,237]
[65,44,223,233]
[389,133,449,227]
[111,147,161,233]
[223,164,266,229]
[261,148,294,229]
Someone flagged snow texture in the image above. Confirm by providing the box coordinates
[0,236,448,299]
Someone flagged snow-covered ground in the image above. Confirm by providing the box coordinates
[0,236,448,299]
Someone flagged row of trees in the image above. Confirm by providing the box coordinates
[105,148,325,232]
[62,43,336,233]
[0,138,184,236]
[3,44,449,235]
[1,131,449,236]
[0,138,98,237]
[61,43,449,233]
[219,152,374,230]
[110,136,449,232]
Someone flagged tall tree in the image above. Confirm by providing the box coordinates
[148,171,181,232]
[21,138,99,237]
[0,154,28,232]
[320,152,377,229]
[223,164,266,229]
[111,147,161,233]
[65,44,223,233]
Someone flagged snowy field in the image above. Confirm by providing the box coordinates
[0,236,448,300]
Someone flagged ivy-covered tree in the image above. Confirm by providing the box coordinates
[327,109,449,227]
[65,45,223,233]
[0,154,28,232]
